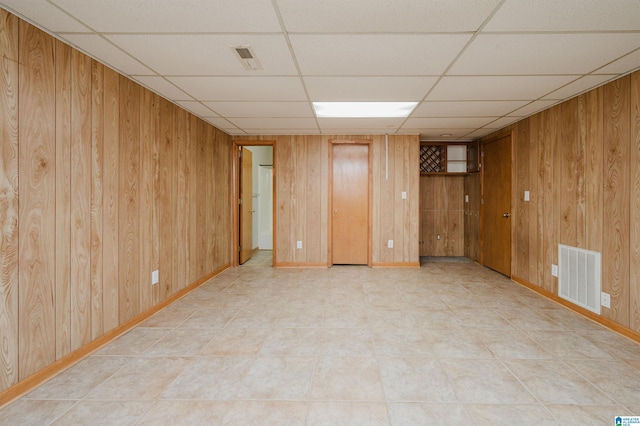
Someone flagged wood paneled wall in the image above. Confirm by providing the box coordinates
[488,69,640,333]
[0,11,231,393]
[234,135,420,266]
[419,175,464,256]
[464,172,481,262]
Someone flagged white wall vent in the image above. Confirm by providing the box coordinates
[558,244,601,314]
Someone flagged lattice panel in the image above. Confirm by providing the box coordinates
[420,145,445,173]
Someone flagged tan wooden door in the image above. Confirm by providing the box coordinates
[481,135,512,276]
[331,143,369,265]
[239,148,253,264]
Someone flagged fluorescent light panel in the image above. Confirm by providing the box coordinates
[313,102,417,118]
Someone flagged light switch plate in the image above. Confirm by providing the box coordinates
[551,264,558,277]
[524,191,530,201]
[296,241,302,249]
[401,191,407,200]
[152,270,159,285]
[387,240,394,248]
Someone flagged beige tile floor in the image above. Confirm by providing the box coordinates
[2,250,640,425]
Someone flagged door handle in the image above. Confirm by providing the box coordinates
[334,209,339,214]
[503,212,510,218]
[249,210,256,213]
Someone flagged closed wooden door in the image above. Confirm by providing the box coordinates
[331,144,369,265]
[481,135,512,276]
[239,148,253,264]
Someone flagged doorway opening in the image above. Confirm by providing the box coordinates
[232,141,275,267]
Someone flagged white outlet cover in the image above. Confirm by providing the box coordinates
[401,191,407,200]
[152,270,159,285]
[524,191,530,201]
[388,240,394,248]
[297,240,302,249]
[465,195,469,203]
[601,292,611,308]
[551,264,558,277]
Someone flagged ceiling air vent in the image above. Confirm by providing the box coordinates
[232,45,263,71]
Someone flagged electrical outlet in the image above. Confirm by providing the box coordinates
[465,195,469,203]
[524,191,530,201]
[551,264,558,277]
[437,234,441,241]
[152,270,159,285]
[601,292,611,308]
[387,240,394,248]
[296,241,302,249]
[401,191,407,200]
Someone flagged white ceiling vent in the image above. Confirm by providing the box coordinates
[232,45,263,71]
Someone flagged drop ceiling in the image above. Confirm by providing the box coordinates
[2,0,639,140]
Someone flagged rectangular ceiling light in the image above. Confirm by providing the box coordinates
[313,102,418,118]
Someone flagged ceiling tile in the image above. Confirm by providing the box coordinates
[239,129,321,135]
[596,49,640,74]
[412,101,529,117]
[510,100,559,117]
[204,102,314,117]
[276,0,501,33]
[463,128,498,139]
[412,128,477,139]
[321,128,409,135]
[106,34,297,76]
[318,118,405,130]
[167,77,308,101]
[484,116,520,128]
[0,0,90,32]
[485,0,640,31]
[133,76,193,100]
[450,34,640,75]
[228,117,318,129]
[174,101,218,117]
[50,0,281,32]
[543,75,617,100]
[202,117,240,132]
[60,34,153,75]
[427,76,576,101]
[404,117,497,129]
[290,34,471,76]
[304,77,437,102]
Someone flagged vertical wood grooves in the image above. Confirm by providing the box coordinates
[54,39,71,359]
[1,11,233,395]
[18,21,57,378]
[631,72,640,331]
[0,11,19,390]
[603,77,631,326]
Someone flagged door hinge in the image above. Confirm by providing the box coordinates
[239,198,242,205]
[238,245,242,252]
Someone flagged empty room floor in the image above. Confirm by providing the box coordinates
[2,251,640,425]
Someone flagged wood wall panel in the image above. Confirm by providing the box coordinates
[464,171,480,262]
[18,21,57,378]
[138,88,157,311]
[584,88,604,255]
[118,76,140,323]
[603,76,631,327]
[1,10,233,396]
[90,60,103,340]
[195,120,207,277]
[234,134,418,266]
[101,67,119,332]
[420,175,464,257]
[631,72,640,331]
[499,70,640,338]
[174,107,187,290]
[158,98,174,300]
[0,9,19,390]
[70,49,92,351]
[514,119,530,279]
[54,39,71,359]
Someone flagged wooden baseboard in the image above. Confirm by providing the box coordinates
[512,275,640,344]
[371,262,420,268]
[274,262,328,268]
[0,263,230,409]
